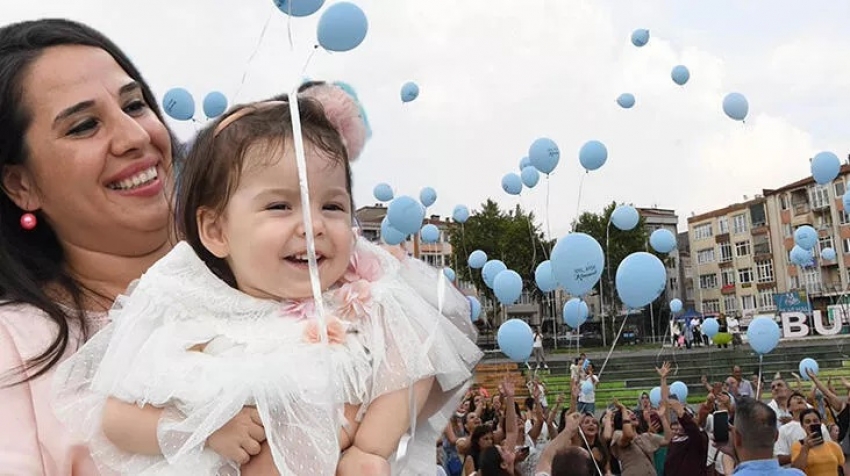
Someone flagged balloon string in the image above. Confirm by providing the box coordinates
[545,175,553,240]
[598,314,629,379]
[233,7,274,104]
[576,426,604,476]
[286,1,294,50]
[757,354,764,399]
[301,45,320,78]
[575,171,587,220]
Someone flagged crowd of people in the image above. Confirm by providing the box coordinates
[440,357,850,476]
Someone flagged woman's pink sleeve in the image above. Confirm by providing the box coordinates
[0,321,46,474]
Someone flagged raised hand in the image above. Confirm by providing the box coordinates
[656,361,671,379]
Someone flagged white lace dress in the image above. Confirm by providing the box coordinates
[52,238,482,476]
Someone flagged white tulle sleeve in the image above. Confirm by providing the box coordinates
[352,240,483,475]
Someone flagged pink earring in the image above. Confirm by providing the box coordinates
[20,212,37,231]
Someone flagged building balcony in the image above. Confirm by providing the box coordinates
[751,225,769,235]
[721,285,736,295]
[793,203,811,215]
[719,260,734,268]
[812,201,830,211]
[715,233,730,243]
[756,281,776,290]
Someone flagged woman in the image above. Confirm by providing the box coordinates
[791,409,844,476]
[0,19,271,475]
[573,412,611,475]
[462,425,494,475]
[476,379,520,476]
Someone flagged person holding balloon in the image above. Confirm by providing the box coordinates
[577,363,599,415]
[52,82,482,475]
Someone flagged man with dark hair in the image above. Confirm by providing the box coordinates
[535,413,596,476]
[732,397,804,474]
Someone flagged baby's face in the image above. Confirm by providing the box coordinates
[210,141,354,301]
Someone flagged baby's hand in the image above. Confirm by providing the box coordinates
[336,446,390,476]
[206,407,266,465]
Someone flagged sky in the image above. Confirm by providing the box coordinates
[6,0,850,239]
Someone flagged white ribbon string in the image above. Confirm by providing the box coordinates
[287,93,328,342]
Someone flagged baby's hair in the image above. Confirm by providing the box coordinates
[176,95,353,287]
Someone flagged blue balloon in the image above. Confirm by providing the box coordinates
[373,183,394,202]
[822,247,837,261]
[420,224,440,243]
[702,317,719,338]
[747,316,780,355]
[722,92,749,121]
[794,225,818,251]
[649,387,662,407]
[670,381,688,402]
[467,296,482,322]
[631,29,650,47]
[790,245,814,267]
[617,93,635,109]
[468,250,488,269]
[528,137,560,175]
[520,166,540,188]
[811,151,840,185]
[162,87,195,121]
[420,186,437,207]
[799,358,819,381]
[579,140,608,171]
[563,298,588,328]
[202,91,228,118]
[550,233,605,296]
[494,270,523,305]
[581,380,594,395]
[443,267,456,282]
[497,318,534,361]
[386,195,425,235]
[671,65,690,86]
[501,173,523,195]
[380,217,407,245]
[649,229,677,253]
[273,0,324,16]
[482,260,507,289]
[401,81,419,103]
[611,205,640,231]
[534,261,557,293]
[669,299,683,313]
[452,205,470,223]
[616,252,666,308]
[519,156,531,170]
[317,2,368,52]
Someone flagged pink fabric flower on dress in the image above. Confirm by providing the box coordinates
[336,280,372,321]
[280,299,316,320]
[344,248,384,283]
[303,318,347,344]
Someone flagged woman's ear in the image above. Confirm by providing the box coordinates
[197,207,229,258]
[2,164,41,211]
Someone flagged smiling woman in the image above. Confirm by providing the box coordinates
[0,18,182,474]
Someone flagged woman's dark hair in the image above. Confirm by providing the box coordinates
[0,19,180,385]
[177,96,353,287]
[477,446,511,476]
[468,425,491,471]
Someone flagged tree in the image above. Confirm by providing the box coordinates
[447,199,553,323]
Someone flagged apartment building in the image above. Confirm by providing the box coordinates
[687,197,775,324]
[677,231,695,310]
[762,165,850,308]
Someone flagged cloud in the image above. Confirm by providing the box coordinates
[4,0,848,239]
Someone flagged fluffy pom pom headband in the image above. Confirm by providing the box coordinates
[213,80,371,161]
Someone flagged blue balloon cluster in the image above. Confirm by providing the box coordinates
[790,245,814,267]
[794,225,817,250]
[386,195,425,235]
[822,247,837,261]
[380,217,406,245]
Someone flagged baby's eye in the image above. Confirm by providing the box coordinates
[266,203,291,211]
[324,203,346,212]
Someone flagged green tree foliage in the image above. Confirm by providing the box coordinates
[447,199,553,308]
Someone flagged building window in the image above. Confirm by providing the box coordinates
[780,195,789,210]
[784,223,793,237]
[758,288,777,310]
[835,181,846,198]
[753,234,770,255]
[732,214,748,234]
[741,295,756,311]
[694,223,713,240]
[756,260,774,282]
[738,268,753,284]
[819,236,834,253]
[703,299,721,314]
[669,277,678,291]
[719,242,733,262]
[722,269,736,287]
[842,210,850,225]
[718,217,729,234]
[843,238,850,255]
[722,295,737,313]
[810,186,830,209]
[697,248,715,264]
[700,274,718,289]
[735,241,751,257]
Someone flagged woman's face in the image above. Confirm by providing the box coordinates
[458,400,470,414]
[492,397,502,411]
[474,395,484,408]
[5,45,172,256]
[640,394,651,410]
[802,412,822,432]
[580,414,599,437]
[466,412,481,431]
[477,431,494,450]
[830,424,840,441]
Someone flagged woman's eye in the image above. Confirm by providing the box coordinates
[124,99,148,115]
[324,203,346,211]
[267,203,290,211]
[67,119,98,136]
